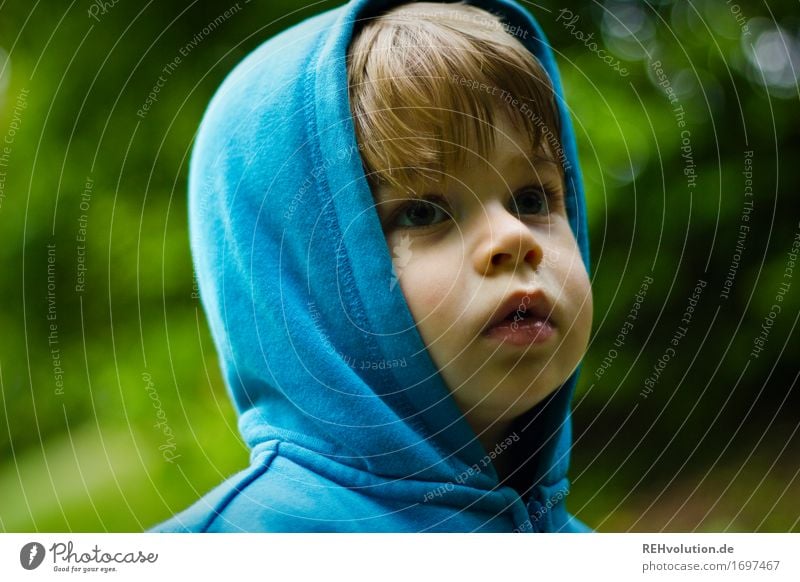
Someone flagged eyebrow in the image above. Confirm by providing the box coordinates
[374,185,425,204]
[373,176,440,201]
[372,151,562,201]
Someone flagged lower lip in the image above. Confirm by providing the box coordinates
[483,317,555,346]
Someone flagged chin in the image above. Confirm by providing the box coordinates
[522,380,561,408]
[492,375,563,413]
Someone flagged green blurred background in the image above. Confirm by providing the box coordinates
[0,0,797,532]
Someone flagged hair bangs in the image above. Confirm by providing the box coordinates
[348,2,563,192]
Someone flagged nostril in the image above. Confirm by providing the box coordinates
[491,253,511,266]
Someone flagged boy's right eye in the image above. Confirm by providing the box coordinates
[391,196,452,229]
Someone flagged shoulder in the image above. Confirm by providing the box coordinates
[147,446,382,533]
[147,447,278,533]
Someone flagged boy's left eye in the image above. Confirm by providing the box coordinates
[510,187,549,216]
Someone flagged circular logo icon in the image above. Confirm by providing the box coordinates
[20,542,46,570]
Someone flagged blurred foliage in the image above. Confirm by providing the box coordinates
[0,0,797,532]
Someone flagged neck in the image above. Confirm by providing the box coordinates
[470,417,515,482]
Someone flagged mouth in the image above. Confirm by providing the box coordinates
[482,290,556,346]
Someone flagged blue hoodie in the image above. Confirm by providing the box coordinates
[150,0,592,533]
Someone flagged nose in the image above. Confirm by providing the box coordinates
[473,204,543,276]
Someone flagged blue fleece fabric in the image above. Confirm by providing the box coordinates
[150,0,592,533]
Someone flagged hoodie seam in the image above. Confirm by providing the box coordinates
[304,7,454,469]
[201,446,279,532]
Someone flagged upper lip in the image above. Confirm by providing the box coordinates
[482,289,555,333]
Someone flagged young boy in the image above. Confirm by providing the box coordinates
[151,0,593,533]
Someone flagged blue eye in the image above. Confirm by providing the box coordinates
[511,187,549,216]
[393,196,451,228]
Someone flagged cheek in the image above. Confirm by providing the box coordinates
[390,238,460,330]
[566,260,592,303]
[549,236,593,325]
[563,258,594,343]
[399,260,452,321]
[574,270,594,330]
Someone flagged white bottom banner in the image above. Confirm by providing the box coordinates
[1,533,798,581]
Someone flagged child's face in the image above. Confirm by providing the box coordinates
[374,113,593,432]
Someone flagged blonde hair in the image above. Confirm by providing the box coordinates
[347,2,562,192]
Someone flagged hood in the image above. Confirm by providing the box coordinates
[189,0,590,530]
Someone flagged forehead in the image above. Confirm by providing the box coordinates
[489,114,544,166]
[373,116,560,198]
